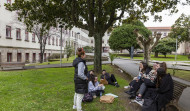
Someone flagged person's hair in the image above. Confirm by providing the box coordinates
[89,74,96,86]
[141,63,148,73]
[156,68,166,88]
[102,70,106,72]
[139,61,145,71]
[90,70,95,73]
[159,62,167,73]
[77,48,85,57]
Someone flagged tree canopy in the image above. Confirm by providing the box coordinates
[5,0,188,73]
[169,13,190,42]
[152,37,176,57]
[109,20,151,53]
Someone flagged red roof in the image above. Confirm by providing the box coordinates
[147,27,171,30]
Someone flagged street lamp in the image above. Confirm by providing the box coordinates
[59,25,63,67]
[175,35,181,61]
[75,32,80,58]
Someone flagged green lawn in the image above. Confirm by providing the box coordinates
[0,65,130,111]
[28,56,75,66]
[168,69,190,82]
[119,54,190,61]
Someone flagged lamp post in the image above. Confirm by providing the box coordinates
[59,25,63,67]
[175,35,181,61]
[75,32,80,58]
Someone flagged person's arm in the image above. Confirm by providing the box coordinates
[88,81,98,92]
[78,62,87,80]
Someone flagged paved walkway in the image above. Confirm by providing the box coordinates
[24,61,111,69]
[113,58,190,111]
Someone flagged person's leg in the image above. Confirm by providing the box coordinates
[110,74,120,87]
[73,93,77,109]
[136,83,147,101]
[110,74,117,82]
[138,83,147,96]
[76,93,84,111]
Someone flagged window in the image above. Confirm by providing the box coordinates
[33,53,36,62]
[25,30,29,41]
[102,40,104,44]
[7,53,12,62]
[91,40,93,43]
[6,26,11,38]
[56,38,58,46]
[72,31,73,37]
[16,28,21,40]
[164,33,167,36]
[48,37,51,45]
[17,53,22,62]
[32,33,35,42]
[7,0,11,4]
[59,39,61,46]
[25,53,29,62]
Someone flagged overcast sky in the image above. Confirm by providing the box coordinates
[144,3,190,27]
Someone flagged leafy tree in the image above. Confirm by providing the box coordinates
[153,38,176,58]
[6,0,187,73]
[169,14,190,42]
[64,45,73,61]
[109,20,151,55]
[32,25,52,63]
[169,14,190,54]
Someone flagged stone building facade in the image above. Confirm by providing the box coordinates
[0,0,90,63]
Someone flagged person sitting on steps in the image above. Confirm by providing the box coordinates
[100,70,120,87]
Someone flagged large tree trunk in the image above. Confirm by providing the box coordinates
[143,45,150,65]
[94,33,103,73]
[154,52,158,57]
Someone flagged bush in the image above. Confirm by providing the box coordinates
[47,53,64,60]
[83,46,94,53]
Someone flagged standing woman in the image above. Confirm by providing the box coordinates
[72,48,88,111]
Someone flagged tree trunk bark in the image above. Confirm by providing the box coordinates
[94,33,103,73]
[144,45,150,65]
[40,41,44,63]
[154,52,158,57]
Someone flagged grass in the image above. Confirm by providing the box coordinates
[119,54,190,61]
[168,69,190,82]
[27,56,75,66]
[0,65,130,111]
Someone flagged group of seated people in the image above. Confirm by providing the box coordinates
[125,61,173,111]
[87,70,120,98]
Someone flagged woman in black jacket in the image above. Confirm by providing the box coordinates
[72,48,88,111]
[142,68,173,111]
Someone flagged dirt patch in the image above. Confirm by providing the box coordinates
[110,65,142,111]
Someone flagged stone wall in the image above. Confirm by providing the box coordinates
[0,47,60,63]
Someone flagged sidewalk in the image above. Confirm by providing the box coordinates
[113,59,190,111]
[118,58,190,71]
[24,61,111,69]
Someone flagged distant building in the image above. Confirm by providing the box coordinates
[0,0,90,63]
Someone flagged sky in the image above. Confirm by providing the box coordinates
[144,3,190,27]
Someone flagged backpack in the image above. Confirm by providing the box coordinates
[82,92,93,102]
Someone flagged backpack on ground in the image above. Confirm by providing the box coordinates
[82,92,93,102]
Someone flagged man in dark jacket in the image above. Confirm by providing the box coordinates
[100,70,119,87]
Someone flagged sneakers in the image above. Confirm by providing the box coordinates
[135,96,142,101]
[115,83,120,87]
[124,86,130,89]
[73,105,77,109]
